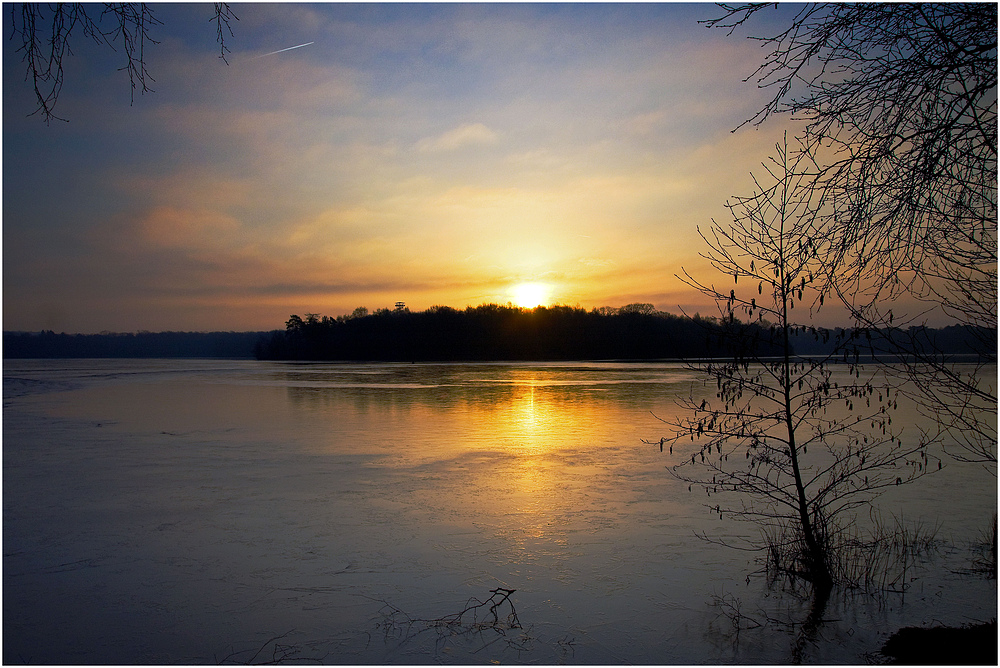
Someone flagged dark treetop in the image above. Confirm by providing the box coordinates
[4,304,990,362]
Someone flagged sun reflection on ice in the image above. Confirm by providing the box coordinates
[513,384,541,440]
[485,378,591,557]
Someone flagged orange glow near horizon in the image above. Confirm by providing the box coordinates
[5,3,863,335]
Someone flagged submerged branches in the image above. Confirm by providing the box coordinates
[374,588,531,658]
[761,507,941,596]
[217,630,326,665]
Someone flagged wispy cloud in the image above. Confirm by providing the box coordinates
[416,123,499,152]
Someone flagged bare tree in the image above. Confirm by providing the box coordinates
[8,2,238,123]
[651,138,936,594]
[706,3,997,469]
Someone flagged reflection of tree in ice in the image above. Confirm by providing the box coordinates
[374,587,534,659]
[216,588,532,664]
[217,630,324,665]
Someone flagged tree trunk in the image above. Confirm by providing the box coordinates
[778,229,832,592]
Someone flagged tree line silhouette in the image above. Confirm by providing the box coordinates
[4,307,990,362]
[254,303,763,361]
[3,330,269,359]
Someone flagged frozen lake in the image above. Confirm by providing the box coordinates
[3,359,996,664]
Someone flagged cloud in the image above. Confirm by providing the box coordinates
[579,257,616,269]
[416,123,499,152]
[3,4,814,333]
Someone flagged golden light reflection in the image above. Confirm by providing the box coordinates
[478,377,590,559]
[288,365,679,570]
[514,383,541,439]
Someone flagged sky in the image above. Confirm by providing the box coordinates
[3,2,808,334]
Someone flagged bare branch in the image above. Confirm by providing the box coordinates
[708,2,997,470]
[8,2,239,123]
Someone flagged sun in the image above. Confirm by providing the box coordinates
[510,282,551,308]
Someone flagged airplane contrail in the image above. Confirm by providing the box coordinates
[253,42,315,59]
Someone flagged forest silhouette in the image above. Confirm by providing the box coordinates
[4,303,990,362]
[256,303,747,361]
[253,303,992,363]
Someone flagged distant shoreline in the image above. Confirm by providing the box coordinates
[4,322,994,364]
[2,330,274,359]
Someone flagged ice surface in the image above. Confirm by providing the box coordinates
[3,360,995,664]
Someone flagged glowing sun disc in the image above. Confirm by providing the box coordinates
[511,282,551,308]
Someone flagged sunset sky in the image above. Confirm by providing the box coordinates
[3,3,805,334]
